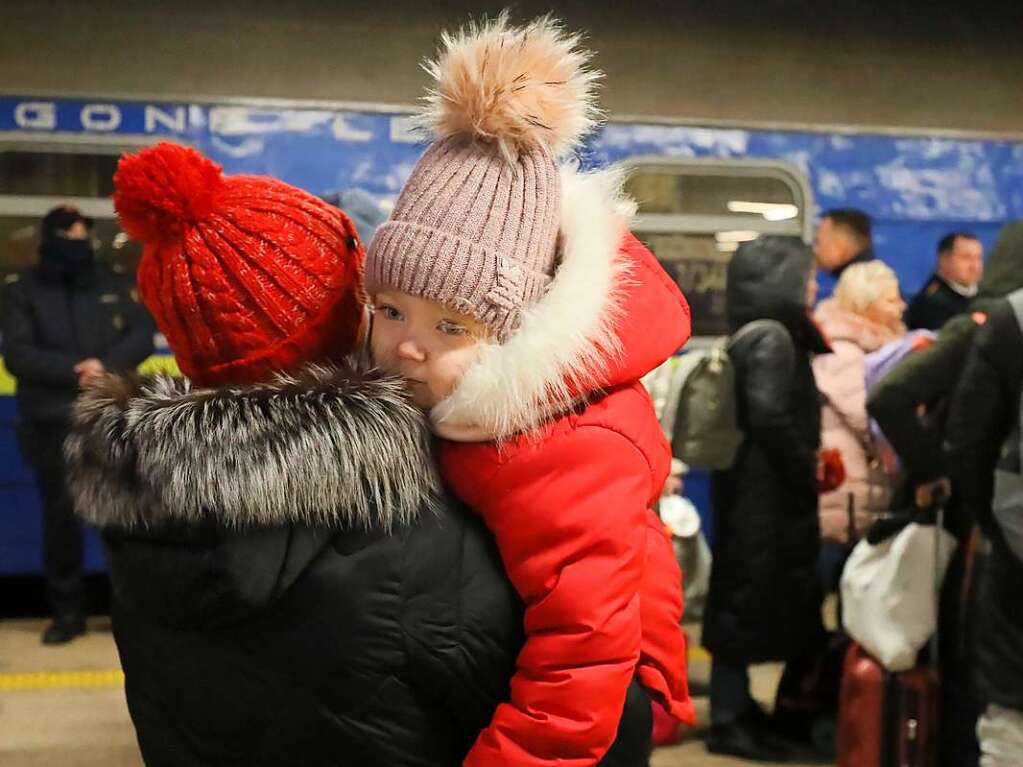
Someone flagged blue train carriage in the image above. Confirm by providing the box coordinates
[1,95,1021,572]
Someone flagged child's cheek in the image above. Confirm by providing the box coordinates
[436,339,486,399]
[369,325,400,374]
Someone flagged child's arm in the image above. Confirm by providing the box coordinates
[459,426,649,767]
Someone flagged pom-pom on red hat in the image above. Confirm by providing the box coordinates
[113,142,366,386]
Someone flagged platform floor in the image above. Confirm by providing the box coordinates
[0,617,829,766]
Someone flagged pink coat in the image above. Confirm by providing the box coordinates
[813,300,902,543]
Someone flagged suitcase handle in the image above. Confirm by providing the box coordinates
[930,505,945,667]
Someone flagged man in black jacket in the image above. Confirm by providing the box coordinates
[1,205,154,644]
[906,232,984,331]
[944,274,1023,767]
[868,220,1023,767]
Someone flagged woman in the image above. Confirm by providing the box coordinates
[813,261,906,547]
[66,143,651,767]
[702,236,830,761]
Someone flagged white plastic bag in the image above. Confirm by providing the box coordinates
[660,495,712,619]
[840,521,956,672]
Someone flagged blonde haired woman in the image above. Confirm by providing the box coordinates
[813,261,906,547]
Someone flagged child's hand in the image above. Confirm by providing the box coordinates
[662,475,683,497]
[915,477,951,508]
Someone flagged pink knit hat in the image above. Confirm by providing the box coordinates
[365,14,600,340]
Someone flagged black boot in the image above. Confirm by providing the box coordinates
[706,719,791,762]
[41,617,86,645]
[749,703,833,763]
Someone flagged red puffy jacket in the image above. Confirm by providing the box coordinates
[431,169,695,767]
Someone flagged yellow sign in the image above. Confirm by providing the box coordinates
[0,669,124,691]
[0,355,182,396]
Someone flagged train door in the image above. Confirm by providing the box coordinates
[625,157,813,344]
[625,158,813,543]
[0,138,145,574]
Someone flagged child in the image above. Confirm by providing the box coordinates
[365,15,695,766]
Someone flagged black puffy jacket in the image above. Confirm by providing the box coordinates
[2,263,154,422]
[66,363,652,766]
[702,236,829,665]
[945,296,1023,711]
[65,364,525,767]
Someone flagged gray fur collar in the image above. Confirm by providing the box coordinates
[65,361,440,531]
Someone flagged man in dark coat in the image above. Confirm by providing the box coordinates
[703,235,830,761]
[1,205,154,644]
[906,231,984,331]
[868,220,1023,767]
[944,239,1023,766]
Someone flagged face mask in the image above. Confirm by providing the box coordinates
[39,238,95,279]
[56,239,94,264]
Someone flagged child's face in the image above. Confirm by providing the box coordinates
[370,290,490,409]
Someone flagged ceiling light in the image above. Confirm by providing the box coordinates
[727,201,799,221]
[715,230,760,243]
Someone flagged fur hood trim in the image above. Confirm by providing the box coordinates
[66,362,441,531]
[814,298,902,353]
[430,164,635,441]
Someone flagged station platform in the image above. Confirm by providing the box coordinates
[0,616,829,766]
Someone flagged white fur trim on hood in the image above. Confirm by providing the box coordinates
[430,164,635,441]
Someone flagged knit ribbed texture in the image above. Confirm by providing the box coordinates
[140,185,365,386]
[114,143,366,387]
[366,137,561,340]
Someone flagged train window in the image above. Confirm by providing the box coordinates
[0,150,119,197]
[626,172,797,218]
[640,232,730,337]
[625,158,813,340]
[0,145,144,283]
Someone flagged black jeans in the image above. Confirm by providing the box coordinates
[597,679,654,767]
[20,420,85,622]
[599,676,654,767]
[710,659,754,726]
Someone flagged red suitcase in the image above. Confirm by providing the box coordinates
[838,504,949,767]
[837,642,939,767]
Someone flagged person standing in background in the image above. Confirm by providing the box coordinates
[1,205,154,645]
[813,208,876,279]
[906,231,984,331]
[867,221,1023,767]
[703,235,830,761]
[944,277,1023,767]
[812,261,905,590]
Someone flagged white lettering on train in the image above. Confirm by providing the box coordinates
[6,100,370,142]
[14,102,56,129]
[80,104,122,131]
[145,105,186,133]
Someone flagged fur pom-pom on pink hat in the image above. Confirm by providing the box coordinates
[365,13,601,340]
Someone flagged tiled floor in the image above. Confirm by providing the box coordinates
[0,617,829,766]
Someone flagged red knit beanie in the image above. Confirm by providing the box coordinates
[113,142,365,386]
